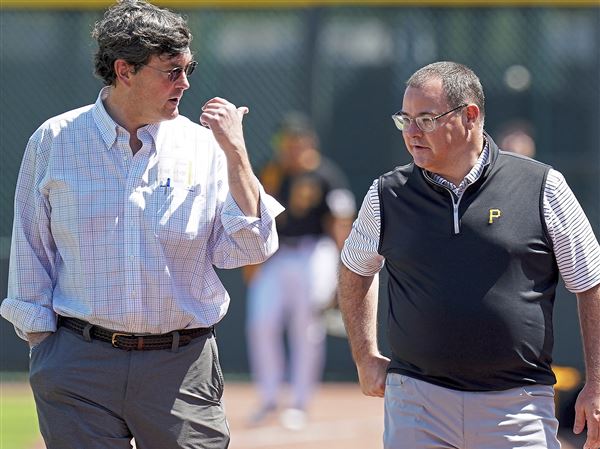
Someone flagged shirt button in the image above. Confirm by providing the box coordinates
[129,255,135,260]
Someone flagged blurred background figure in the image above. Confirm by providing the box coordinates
[497,119,537,158]
[245,112,356,429]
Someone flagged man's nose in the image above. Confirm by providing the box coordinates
[176,71,191,90]
[404,119,422,137]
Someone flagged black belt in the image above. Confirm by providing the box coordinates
[58,316,213,351]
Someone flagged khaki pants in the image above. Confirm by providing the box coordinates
[29,326,229,449]
[384,373,560,449]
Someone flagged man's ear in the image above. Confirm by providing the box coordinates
[464,104,480,129]
[114,59,134,87]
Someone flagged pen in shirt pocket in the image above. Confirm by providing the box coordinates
[161,177,171,195]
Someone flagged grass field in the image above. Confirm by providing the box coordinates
[0,376,40,449]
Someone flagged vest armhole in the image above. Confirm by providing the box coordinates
[539,168,554,251]
[377,175,385,254]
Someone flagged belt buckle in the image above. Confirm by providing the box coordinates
[111,332,134,348]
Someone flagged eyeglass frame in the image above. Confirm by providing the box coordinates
[141,60,198,83]
[391,103,468,133]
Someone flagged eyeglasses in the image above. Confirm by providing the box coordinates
[392,103,467,133]
[142,60,198,82]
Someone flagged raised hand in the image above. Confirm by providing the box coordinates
[200,97,248,154]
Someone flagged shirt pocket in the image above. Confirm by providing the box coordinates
[152,186,212,242]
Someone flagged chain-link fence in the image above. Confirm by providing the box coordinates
[1,5,599,373]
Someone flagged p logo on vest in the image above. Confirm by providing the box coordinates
[488,208,502,224]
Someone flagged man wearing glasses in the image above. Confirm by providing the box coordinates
[0,1,283,448]
[338,61,600,449]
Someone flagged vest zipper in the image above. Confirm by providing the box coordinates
[422,171,464,235]
[420,145,491,236]
[439,188,462,235]
[451,193,462,235]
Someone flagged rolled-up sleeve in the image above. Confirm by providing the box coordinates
[211,180,284,269]
[0,128,58,340]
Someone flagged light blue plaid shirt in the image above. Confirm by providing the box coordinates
[1,88,284,338]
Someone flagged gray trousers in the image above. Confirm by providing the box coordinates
[29,326,230,449]
[384,373,560,449]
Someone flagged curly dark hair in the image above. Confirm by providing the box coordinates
[92,0,192,86]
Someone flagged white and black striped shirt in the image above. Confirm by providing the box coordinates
[342,148,600,293]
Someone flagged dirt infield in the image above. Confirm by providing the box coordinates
[224,382,384,449]
[24,381,587,448]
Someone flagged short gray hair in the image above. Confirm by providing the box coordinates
[92,0,192,86]
[407,61,485,121]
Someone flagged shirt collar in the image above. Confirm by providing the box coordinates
[427,138,490,195]
[92,87,118,149]
[92,86,161,150]
[463,138,490,185]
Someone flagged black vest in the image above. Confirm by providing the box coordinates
[378,137,559,391]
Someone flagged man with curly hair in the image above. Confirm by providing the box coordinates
[0,1,283,448]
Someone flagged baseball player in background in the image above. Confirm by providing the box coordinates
[246,112,356,429]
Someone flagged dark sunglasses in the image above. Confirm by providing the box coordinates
[142,60,198,82]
